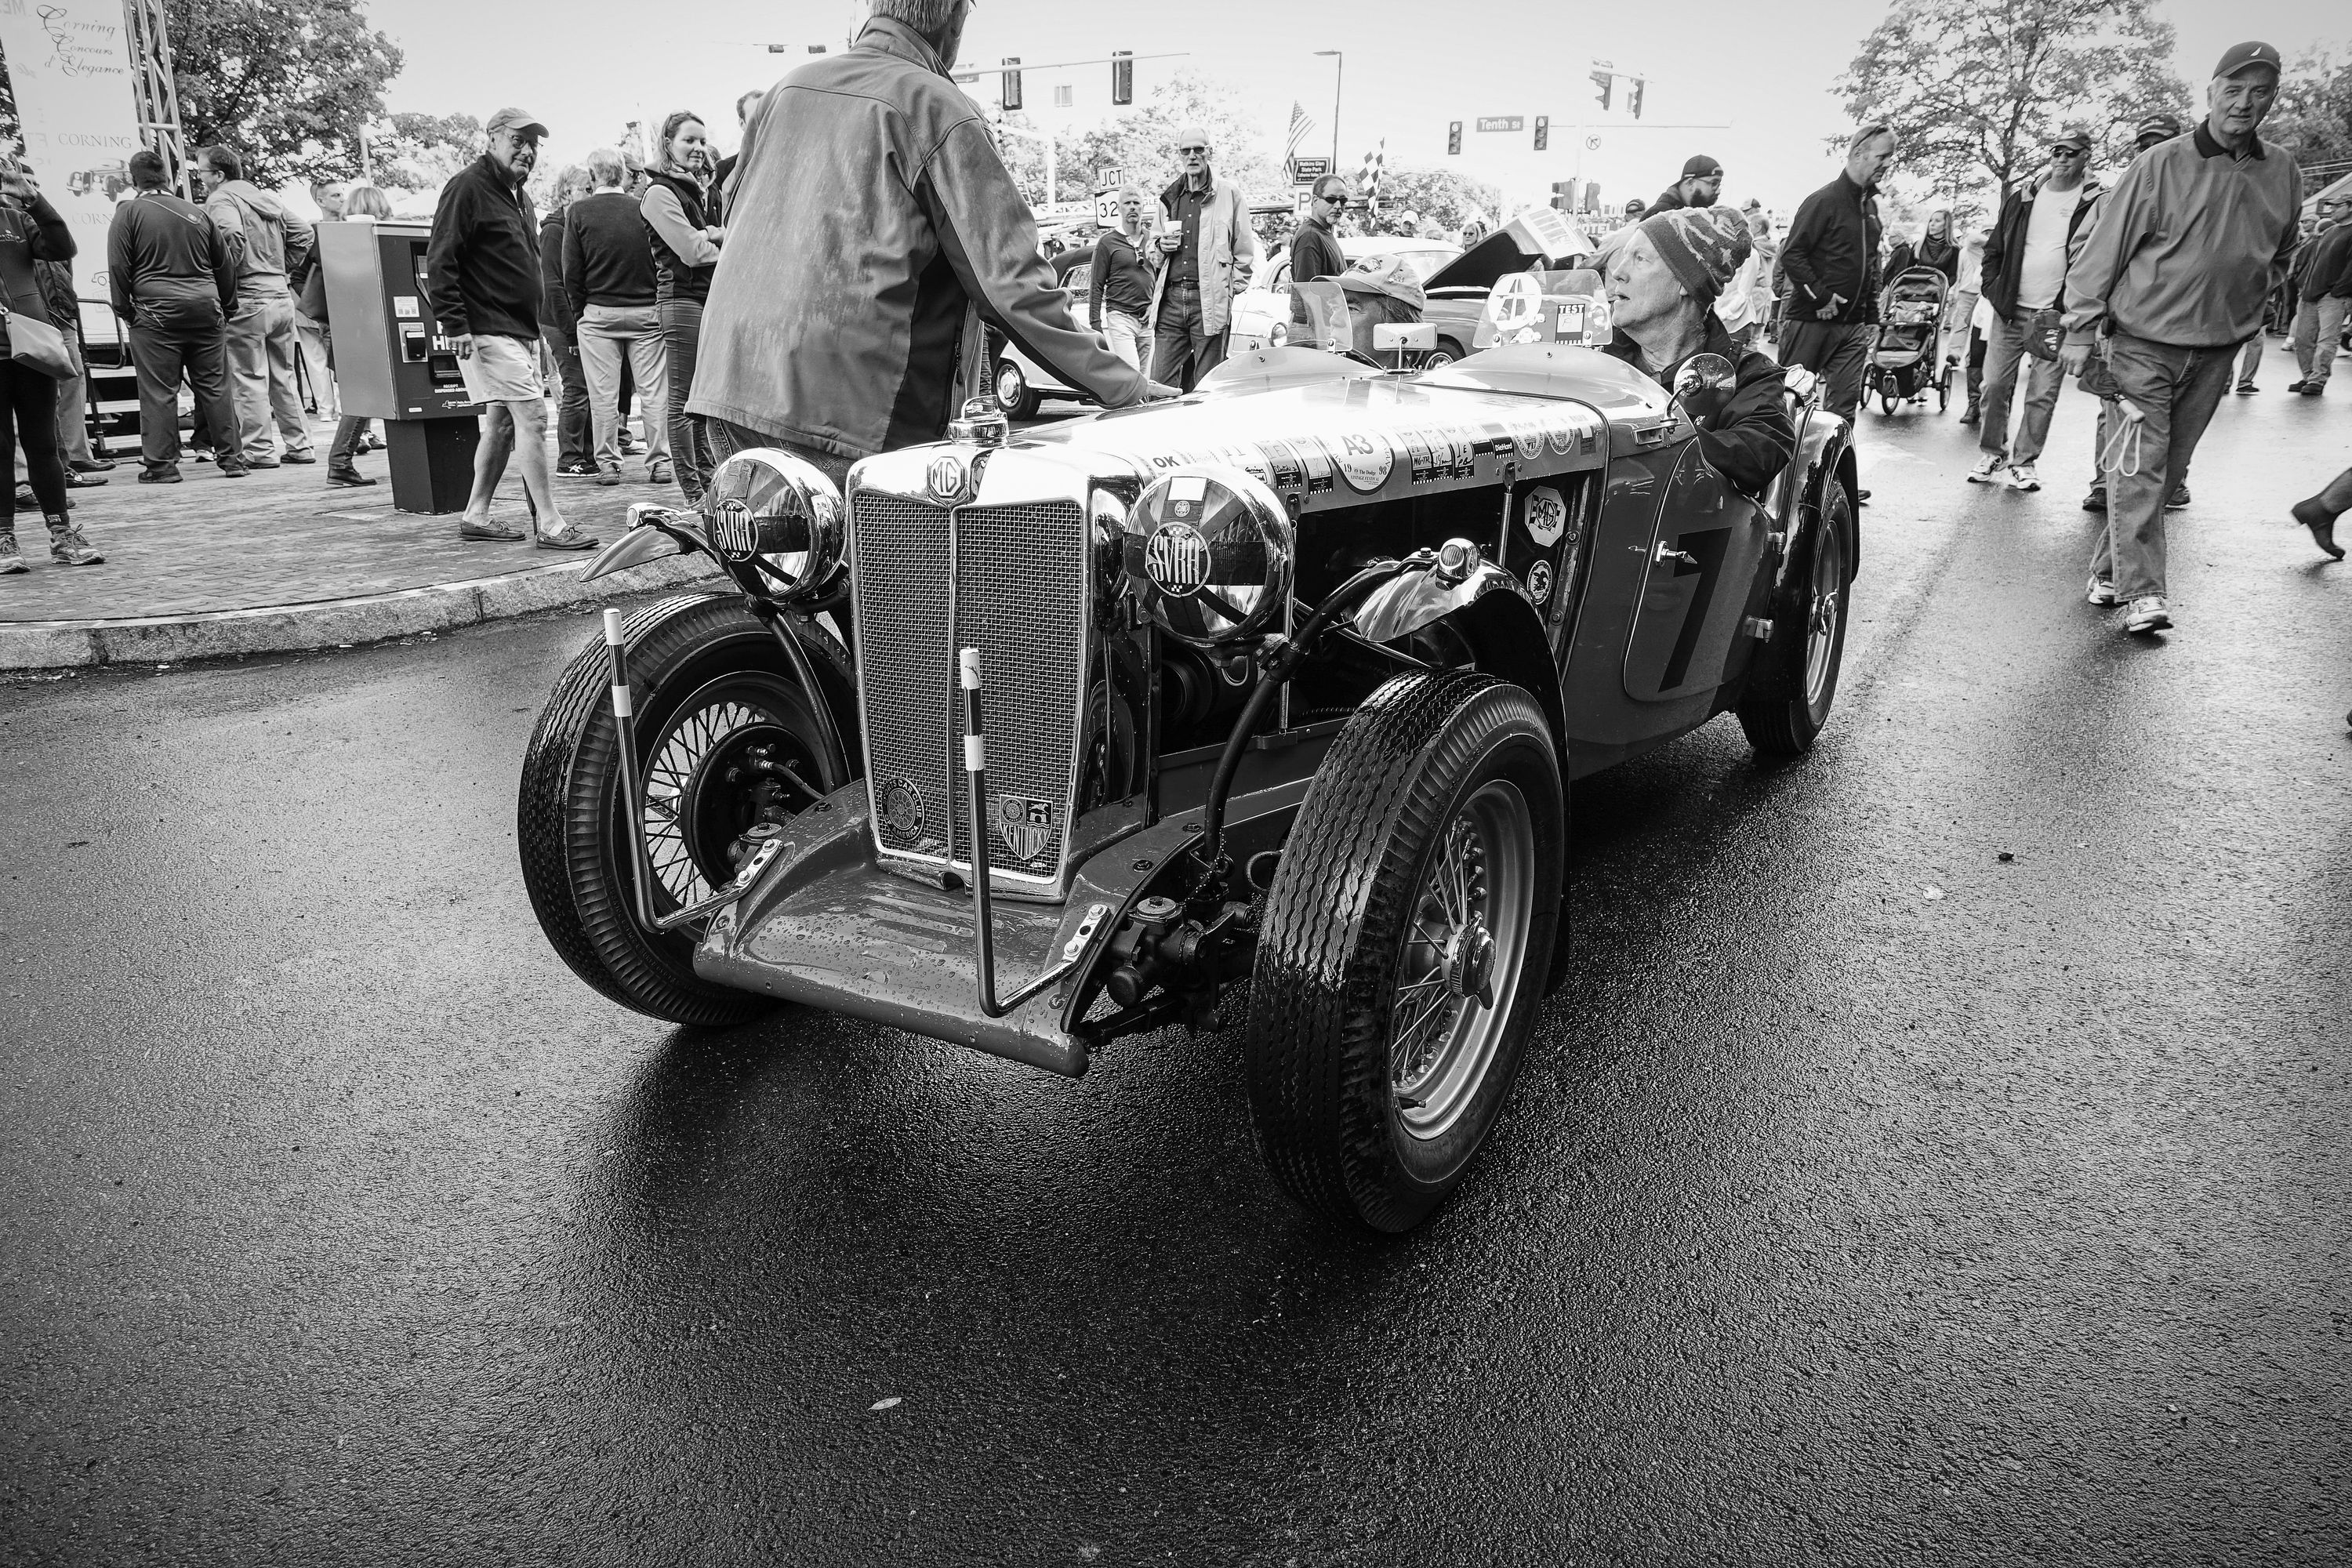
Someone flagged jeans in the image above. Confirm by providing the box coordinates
[53,336,94,466]
[2089,332,2237,601]
[328,415,372,468]
[575,302,669,465]
[1102,308,1149,376]
[1776,318,1871,426]
[2237,332,2263,387]
[1976,310,2064,464]
[659,297,714,500]
[540,318,593,467]
[1152,285,1225,391]
[223,292,312,460]
[2292,295,2349,388]
[125,299,241,473]
[1941,289,1978,376]
[1,357,68,527]
[295,310,336,419]
[703,416,854,492]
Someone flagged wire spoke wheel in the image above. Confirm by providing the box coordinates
[638,682,822,913]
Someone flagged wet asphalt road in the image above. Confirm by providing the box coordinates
[5,382,2350,1566]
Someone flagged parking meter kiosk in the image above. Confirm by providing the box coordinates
[318,222,481,514]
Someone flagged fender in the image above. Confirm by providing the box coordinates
[1769,406,1857,597]
[1446,587,1570,766]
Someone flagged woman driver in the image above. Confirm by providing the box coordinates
[1600,205,1795,498]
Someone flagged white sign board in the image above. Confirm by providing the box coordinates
[1513,204,1590,262]
[0,0,145,304]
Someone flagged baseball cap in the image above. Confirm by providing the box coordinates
[2133,112,2182,143]
[485,107,550,140]
[2213,42,2282,78]
[1681,155,1723,180]
[2049,131,2092,153]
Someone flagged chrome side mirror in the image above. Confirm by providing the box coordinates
[1671,352,1737,423]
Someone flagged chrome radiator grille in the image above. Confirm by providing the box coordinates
[851,490,1089,885]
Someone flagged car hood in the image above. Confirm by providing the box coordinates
[1425,209,1593,292]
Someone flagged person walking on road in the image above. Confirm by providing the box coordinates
[196,145,316,470]
[641,113,724,501]
[2284,200,2350,397]
[1650,156,1723,214]
[1778,124,1893,491]
[1151,127,1258,392]
[0,152,99,572]
[687,0,1171,487]
[1966,131,2100,493]
[2062,41,2302,636]
[106,149,244,488]
[2075,114,2183,513]
[565,148,669,487]
[1091,184,1160,375]
[425,107,596,550]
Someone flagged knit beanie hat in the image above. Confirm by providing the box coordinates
[1638,205,1752,302]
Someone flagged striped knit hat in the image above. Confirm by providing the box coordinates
[1638,205,1752,303]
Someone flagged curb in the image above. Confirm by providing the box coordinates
[0,553,727,672]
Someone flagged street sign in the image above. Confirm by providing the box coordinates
[1476,116,1524,133]
[1097,165,1124,187]
[1289,155,1330,184]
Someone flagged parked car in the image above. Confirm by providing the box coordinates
[521,338,1860,1233]
[992,240,1116,419]
[1228,236,1461,354]
[1421,209,1608,365]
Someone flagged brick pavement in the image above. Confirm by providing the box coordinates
[2,416,678,622]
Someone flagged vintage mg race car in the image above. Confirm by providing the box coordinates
[518,340,1858,1232]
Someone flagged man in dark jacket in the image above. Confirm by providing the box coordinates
[1778,124,1894,448]
[425,107,593,548]
[690,0,1171,481]
[1966,131,2100,491]
[107,149,244,485]
[1650,156,1723,214]
[1603,205,1795,498]
[564,149,668,485]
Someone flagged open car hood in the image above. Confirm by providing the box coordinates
[1424,208,1594,293]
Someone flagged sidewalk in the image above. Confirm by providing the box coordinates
[2,416,720,671]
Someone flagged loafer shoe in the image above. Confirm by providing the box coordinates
[245,458,282,470]
[64,471,107,488]
[325,466,378,488]
[458,518,525,542]
[535,524,600,552]
[281,452,318,464]
[2165,485,2190,510]
[138,466,183,485]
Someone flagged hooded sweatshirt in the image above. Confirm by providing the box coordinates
[204,179,310,303]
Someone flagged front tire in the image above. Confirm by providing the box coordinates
[1425,339,1465,370]
[1246,672,1564,1232]
[1737,474,1852,755]
[518,594,847,1026]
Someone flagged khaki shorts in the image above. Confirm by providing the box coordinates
[457,332,543,405]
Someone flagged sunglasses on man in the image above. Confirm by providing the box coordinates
[1318,192,1349,208]
[1178,144,1207,154]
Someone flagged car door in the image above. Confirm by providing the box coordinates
[1621,426,1770,703]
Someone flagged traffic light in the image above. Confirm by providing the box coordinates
[1583,183,1600,213]
[1550,180,1575,212]
[1628,78,1646,119]
[1534,114,1549,152]
[1590,69,1613,112]
[1001,57,1022,112]
[1111,50,1132,106]
[1447,121,1462,156]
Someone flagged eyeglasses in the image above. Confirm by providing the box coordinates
[2049,145,2088,157]
[1177,145,1207,154]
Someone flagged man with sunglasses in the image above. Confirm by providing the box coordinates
[1292,176,1352,286]
[1151,128,1258,390]
[1966,130,2100,493]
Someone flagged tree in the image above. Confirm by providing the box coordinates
[368,112,483,193]
[993,71,1283,212]
[0,48,20,158]
[168,0,402,187]
[1370,166,1503,233]
[1836,0,2189,204]
[2267,49,2352,172]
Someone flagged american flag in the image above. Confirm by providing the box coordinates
[1283,101,1316,164]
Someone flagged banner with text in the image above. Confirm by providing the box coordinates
[0,0,145,307]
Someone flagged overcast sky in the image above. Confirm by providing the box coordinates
[370,0,2347,217]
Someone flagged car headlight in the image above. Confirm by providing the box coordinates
[703,446,845,598]
[1122,465,1293,647]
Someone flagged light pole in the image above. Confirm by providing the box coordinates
[1315,50,1342,172]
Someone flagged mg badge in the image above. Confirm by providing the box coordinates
[713,496,756,558]
[993,794,1058,862]
[1144,522,1212,599]
[925,454,968,505]
[877,775,927,840]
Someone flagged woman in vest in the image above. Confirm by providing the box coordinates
[641,111,723,503]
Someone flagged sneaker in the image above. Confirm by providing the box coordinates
[2234,383,2259,394]
[189,445,215,463]
[137,465,183,485]
[2005,463,2042,492]
[535,524,600,552]
[2292,498,2346,561]
[0,532,21,573]
[2082,484,2107,512]
[216,463,250,479]
[2085,575,2118,606]
[47,526,103,566]
[281,452,318,465]
[2123,596,2171,634]
[2165,485,2190,510]
[457,517,525,542]
[325,466,377,488]
[2285,379,2308,393]
[64,470,107,488]
[557,459,599,479]
[595,461,621,488]
[1965,452,2005,484]
[647,457,672,485]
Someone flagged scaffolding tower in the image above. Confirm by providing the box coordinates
[121,0,190,196]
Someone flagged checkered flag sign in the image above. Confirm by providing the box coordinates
[1358,140,1386,210]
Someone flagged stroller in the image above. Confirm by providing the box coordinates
[1868,266,1952,415]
